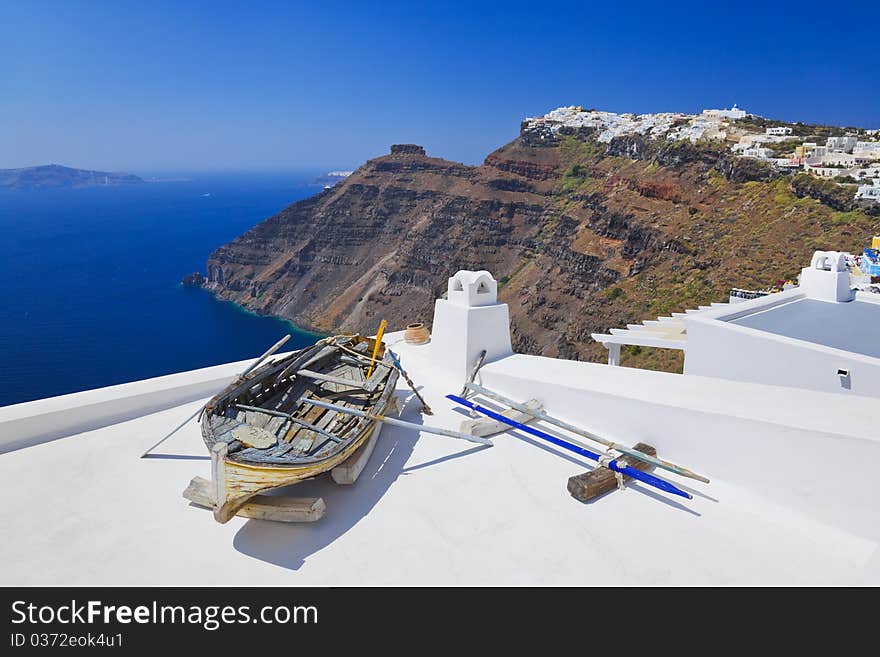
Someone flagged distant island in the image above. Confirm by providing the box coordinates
[0,164,144,189]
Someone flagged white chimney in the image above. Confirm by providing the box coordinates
[428,270,513,385]
[798,251,855,302]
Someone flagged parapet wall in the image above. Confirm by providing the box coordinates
[0,356,258,454]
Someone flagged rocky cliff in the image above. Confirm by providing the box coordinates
[204,128,880,371]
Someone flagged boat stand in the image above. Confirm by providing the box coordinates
[181,397,401,522]
[459,398,543,437]
[567,442,657,502]
[183,475,327,522]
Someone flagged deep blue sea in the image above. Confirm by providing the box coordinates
[0,172,325,406]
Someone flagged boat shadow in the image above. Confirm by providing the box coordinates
[231,392,421,571]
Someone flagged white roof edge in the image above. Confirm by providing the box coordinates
[591,332,686,350]
[0,353,290,455]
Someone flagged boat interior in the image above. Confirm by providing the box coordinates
[202,336,396,467]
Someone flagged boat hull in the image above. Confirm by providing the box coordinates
[211,423,379,523]
[196,334,398,524]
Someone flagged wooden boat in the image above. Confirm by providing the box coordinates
[200,334,399,523]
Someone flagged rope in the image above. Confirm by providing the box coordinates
[333,341,385,365]
[598,452,626,490]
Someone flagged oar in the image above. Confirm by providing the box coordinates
[140,334,292,458]
[464,383,709,484]
[460,349,487,397]
[387,350,433,415]
[446,394,692,500]
[365,319,387,379]
[298,397,492,446]
[238,334,293,379]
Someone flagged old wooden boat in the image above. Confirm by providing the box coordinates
[200,334,399,523]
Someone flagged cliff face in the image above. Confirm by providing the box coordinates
[205,132,880,371]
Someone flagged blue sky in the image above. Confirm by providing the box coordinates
[2,1,877,172]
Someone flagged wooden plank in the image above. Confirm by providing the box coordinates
[280,399,326,442]
[349,363,367,383]
[298,369,365,389]
[362,363,390,392]
[211,345,320,411]
[459,399,543,437]
[319,388,373,402]
[263,441,297,458]
[567,442,657,502]
[287,407,336,453]
[313,407,339,432]
[290,435,315,455]
[257,383,295,415]
[211,442,228,516]
[264,415,287,436]
[183,476,325,522]
[295,345,339,373]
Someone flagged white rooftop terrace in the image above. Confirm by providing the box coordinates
[2,270,879,585]
[594,251,880,398]
[729,297,880,358]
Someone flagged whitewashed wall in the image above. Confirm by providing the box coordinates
[0,356,261,454]
[683,286,880,398]
[685,317,880,397]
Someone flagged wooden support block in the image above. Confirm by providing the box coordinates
[211,442,228,516]
[331,423,382,485]
[331,396,397,485]
[459,399,543,438]
[183,476,326,522]
[567,442,657,503]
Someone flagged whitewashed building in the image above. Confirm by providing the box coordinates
[702,104,747,120]
[854,165,880,180]
[805,152,857,168]
[742,146,774,159]
[593,250,880,396]
[853,142,880,162]
[856,181,880,202]
[766,126,793,136]
[854,141,880,154]
[827,136,857,152]
[805,164,848,178]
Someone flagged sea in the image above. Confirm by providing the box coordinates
[0,172,326,407]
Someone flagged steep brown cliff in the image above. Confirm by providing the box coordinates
[205,132,880,372]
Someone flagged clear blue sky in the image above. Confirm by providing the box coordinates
[2,1,877,172]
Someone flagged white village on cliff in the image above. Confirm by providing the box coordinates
[525,105,880,203]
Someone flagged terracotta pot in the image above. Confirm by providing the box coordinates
[404,322,430,345]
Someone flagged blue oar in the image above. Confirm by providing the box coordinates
[446,394,692,500]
